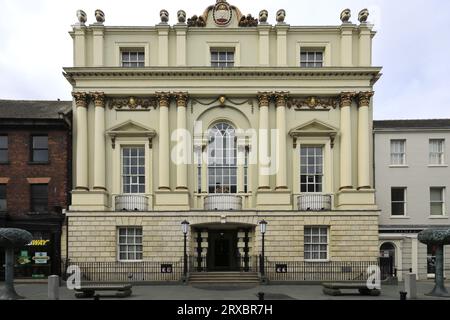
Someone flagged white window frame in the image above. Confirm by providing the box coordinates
[297,42,331,67]
[390,139,407,166]
[429,139,445,166]
[430,187,446,216]
[117,227,143,262]
[206,41,241,67]
[210,48,235,67]
[304,226,329,262]
[121,146,146,194]
[115,42,150,67]
[391,187,407,217]
[120,50,145,68]
[300,145,324,193]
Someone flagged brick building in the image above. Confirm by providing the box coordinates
[0,100,72,278]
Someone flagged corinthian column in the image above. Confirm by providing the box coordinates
[339,92,355,190]
[92,92,106,190]
[73,92,89,190]
[175,92,188,190]
[275,92,289,190]
[257,92,271,190]
[357,91,374,189]
[157,92,171,190]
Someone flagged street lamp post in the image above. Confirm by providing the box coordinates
[181,220,190,282]
[259,219,267,280]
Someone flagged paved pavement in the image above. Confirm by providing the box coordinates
[3,281,450,300]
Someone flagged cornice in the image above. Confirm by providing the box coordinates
[63,66,382,84]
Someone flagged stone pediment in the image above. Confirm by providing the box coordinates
[106,120,156,137]
[289,119,338,138]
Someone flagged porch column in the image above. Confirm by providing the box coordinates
[73,92,89,190]
[157,92,171,190]
[257,93,271,190]
[275,92,289,190]
[92,92,106,190]
[175,92,188,190]
[357,91,373,189]
[339,92,355,189]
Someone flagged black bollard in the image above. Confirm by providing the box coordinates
[399,291,407,300]
[258,292,265,301]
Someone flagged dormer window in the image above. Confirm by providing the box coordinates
[121,50,145,68]
[211,49,235,67]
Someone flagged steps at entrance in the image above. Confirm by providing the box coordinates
[189,272,260,284]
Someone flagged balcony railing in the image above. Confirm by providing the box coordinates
[297,193,332,211]
[204,194,243,211]
[115,194,148,212]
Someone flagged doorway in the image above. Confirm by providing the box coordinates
[207,230,238,271]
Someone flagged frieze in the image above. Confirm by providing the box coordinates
[287,96,339,111]
[108,97,156,111]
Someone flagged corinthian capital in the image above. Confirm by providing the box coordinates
[173,92,189,107]
[156,92,171,108]
[358,91,374,107]
[72,92,89,108]
[257,92,271,107]
[90,92,106,108]
[339,92,356,108]
[274,91,289,107]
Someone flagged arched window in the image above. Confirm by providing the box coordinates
[207,123,237,194]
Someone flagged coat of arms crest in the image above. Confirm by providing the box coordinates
[213,0,232,26]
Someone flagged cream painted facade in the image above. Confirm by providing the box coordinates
[64,2,381,271]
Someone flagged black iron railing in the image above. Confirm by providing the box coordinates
[64,260,183,283]
[189,255,259,273]
[265,260,379,282]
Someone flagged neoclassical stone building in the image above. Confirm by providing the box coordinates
[64,2,381,278]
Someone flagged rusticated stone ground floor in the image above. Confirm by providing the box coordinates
[63,211,379,264]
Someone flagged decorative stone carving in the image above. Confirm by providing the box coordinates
[72,92,89,108]
[187,15,206,27]
[276,9,286,24]
[259,10,268,23]
[213,0,233,26]
[340,9,351,23]
[160,9,169,24]
[156,92,171,108]
[288,96,339,110]
[274,92,289,107]
[239,14,258,27]
[340,92,356,108]
[177,10,186,23]
[174,92,189,107]
[257,92,271,107]
[95,9,105,24]
[76,10,87,25]
[357,91,374,107]
[358,9,369,23]
[91,92,106,108]
[109,97,156,110]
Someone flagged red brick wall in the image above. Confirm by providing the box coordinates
[0,127,71,218]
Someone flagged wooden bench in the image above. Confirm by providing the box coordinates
[74,284,133,299]
[322,282,381,296]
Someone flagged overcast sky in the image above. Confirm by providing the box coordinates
[0,0,449,120]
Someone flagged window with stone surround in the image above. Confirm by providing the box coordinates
[300,146,323,193]
[118,227,143,261]
[429,139,445,165]
[391,187,406,216]
[300,50,324,68]
[430,187,445,216]
[0,136,8,163]
[30,184,48,213]
[304,226,328,261]
[211,49,235,67]
[121,147,145,194]
[121,50,145,68]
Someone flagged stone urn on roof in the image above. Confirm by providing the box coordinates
[418,228,450,297]
[0,228,33,300]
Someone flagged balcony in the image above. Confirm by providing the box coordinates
[204,194,243,211]
[115,195,148,212]
[297,194,332,211]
